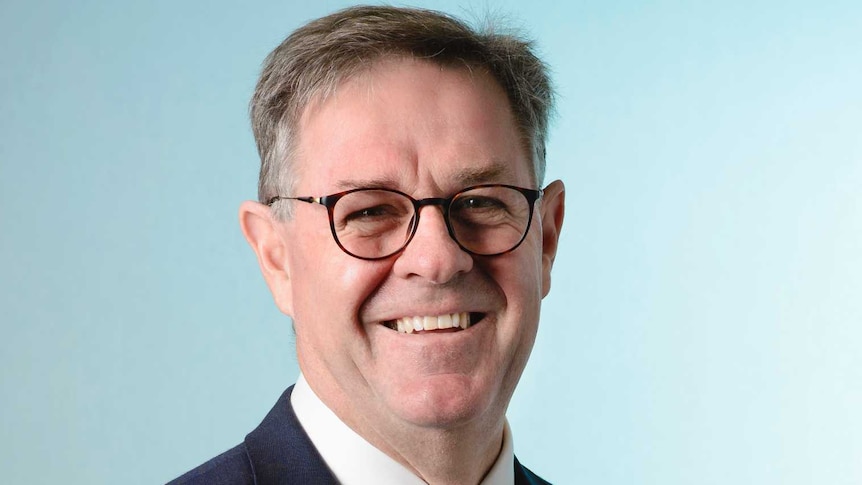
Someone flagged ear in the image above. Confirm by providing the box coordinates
[238,200,294,316]
[539,180,565,297]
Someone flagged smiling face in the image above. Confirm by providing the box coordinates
[245,58,564,440]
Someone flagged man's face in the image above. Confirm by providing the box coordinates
[267,59,562,433]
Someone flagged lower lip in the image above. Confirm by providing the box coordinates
[411,327,462,335]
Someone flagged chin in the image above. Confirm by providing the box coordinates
[386,373,499,429]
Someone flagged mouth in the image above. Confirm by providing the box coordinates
[382,312,485,334]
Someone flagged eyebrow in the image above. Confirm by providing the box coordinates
[334,176,401,191]
[451,164,511,185]
[333,162,513,192]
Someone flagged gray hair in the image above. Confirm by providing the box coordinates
[250,5,554,218]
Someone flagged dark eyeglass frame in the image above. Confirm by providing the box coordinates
[267,184,542,261]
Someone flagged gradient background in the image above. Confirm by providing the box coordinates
[1,0,860,483]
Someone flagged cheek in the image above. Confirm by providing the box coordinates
[289,242,392,334]
[499,234,544,304]
[483,239,544,340]
[289,251,395,385]
[508,242,545,343]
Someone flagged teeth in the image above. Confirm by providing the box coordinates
[438,314,452,329]
[393,312,472,334]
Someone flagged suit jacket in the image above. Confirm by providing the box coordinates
[168,386,550,484]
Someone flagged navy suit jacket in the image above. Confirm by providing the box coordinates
[168,386,550,484]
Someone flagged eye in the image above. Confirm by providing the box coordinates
[344,204,402,221]
[453,196,507,212]
[451,195,513,228]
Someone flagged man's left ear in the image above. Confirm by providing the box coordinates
[539,180,565,297]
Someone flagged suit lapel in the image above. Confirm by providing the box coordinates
[243,386,339,484]
[514,455,552,485]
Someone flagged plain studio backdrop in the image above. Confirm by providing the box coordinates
[1,0,860,483]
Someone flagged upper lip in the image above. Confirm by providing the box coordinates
[361,282,499,324]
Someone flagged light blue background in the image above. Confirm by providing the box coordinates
[1,1,860,483]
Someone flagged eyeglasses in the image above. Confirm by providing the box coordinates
[267,184,542,260]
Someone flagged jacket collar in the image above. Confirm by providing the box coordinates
[243,385,547,484]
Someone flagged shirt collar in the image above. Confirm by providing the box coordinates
[291,373,515,485]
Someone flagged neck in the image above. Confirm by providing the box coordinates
[357,414,505,485]
[301,370,507,484]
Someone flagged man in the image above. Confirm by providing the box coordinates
[170,5,564,484]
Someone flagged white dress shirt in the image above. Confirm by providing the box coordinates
[291,373,515,484]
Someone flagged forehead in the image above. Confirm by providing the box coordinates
[293,58,533,192]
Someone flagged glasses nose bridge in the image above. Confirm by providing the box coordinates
[408,195,455,237]
[413,196,450,212]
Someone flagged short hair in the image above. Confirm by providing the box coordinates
[251,5,554,217]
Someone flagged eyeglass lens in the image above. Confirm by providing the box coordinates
[330,186,533,259]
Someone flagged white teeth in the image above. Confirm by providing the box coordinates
[393,312,472,333]
[438,314,453,329]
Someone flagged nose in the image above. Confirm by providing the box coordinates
[391,204,473,284]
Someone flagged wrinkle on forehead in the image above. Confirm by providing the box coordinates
[295,58,531,195]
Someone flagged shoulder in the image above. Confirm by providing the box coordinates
[166,443,254,485]
[166,386,336,484]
